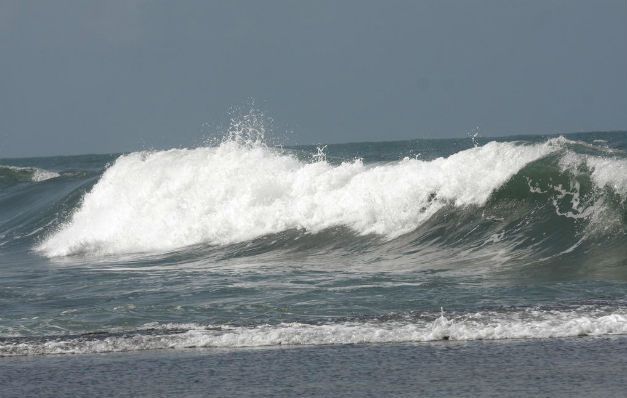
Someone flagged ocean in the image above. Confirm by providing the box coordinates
[1,128,626,396]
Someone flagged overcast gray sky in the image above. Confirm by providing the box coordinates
[1,1,626,157]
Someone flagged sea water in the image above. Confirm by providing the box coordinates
[1,124,626,395]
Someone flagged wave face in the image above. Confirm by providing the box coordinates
[1,130,627,357]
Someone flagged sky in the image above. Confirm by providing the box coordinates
[1,1,626,157]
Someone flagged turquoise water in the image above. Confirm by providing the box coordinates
[0,131,626,356]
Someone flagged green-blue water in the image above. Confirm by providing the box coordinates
[1,131,626,356]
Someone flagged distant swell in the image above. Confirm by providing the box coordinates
[3,307,627,356]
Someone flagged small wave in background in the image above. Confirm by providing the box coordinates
[0,165,60,185]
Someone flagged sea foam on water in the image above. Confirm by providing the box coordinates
[3,307,627,356]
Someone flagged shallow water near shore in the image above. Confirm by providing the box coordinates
[3,336,627,397]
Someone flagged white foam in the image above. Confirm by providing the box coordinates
[37,138,558,257]
[3,308,627,356]
[559,152,627,197]
[585,157,627,198]
[553,152,627,235]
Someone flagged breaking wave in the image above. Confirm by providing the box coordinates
[36,135,626,257]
